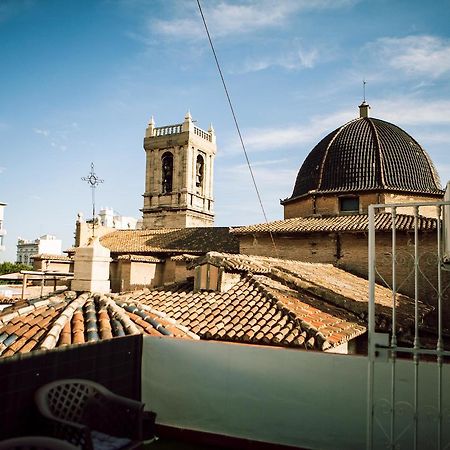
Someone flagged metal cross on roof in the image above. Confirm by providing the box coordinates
[82,162,104,238]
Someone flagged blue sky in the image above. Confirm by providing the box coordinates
[1,0,450,261]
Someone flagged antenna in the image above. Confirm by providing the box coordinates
[363,79,367,102]
[81,162,104,239]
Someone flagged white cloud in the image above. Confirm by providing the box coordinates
[436,164,450,185]
[236,108,354,153]
[368,35,450,79]
[0,167,5,174]
[238,45,320,73]
[217,161,296,223]
[33,128,50,137]
[225,97,450,156]
[151,0,358,40]
[33,127,70,151]
[373,98,450,126]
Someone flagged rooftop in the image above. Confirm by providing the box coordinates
[231,212,437,235]
[0,252,431,358]
[68,227,239,255]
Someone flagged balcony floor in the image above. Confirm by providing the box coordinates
[146,437,221,449]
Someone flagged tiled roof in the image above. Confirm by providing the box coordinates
[286,116,443,201]
[98,227,239,255]
[187,252,430,329]
[170,254,198,262]
[32,254,73,262]
[120,276,366,351]
[0,252,430,357]
[0,292,198,359]
[231,213,437,235]
[116,254,163,263]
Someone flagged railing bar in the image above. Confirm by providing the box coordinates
[436,204,443,450]
[414,357,419,450]
[437,205,443,351]
[438,357,442,450]
[374,346,450,356]
[390,207,397,450]
[369,201,450,209]
[413,205,419,450]
[390,355,396,449]
[414,205,420,349]
[391,207,397,347]
[367,204,376,450]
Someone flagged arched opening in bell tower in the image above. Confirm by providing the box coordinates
[161,152,173,193]
[196,154,204,194]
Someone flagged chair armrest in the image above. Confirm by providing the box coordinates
[83,392,144,441]
[102,391,144,413]
[41,414,93,450]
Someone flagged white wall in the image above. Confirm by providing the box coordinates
[142,337,450,449]
[38,236,62,255]
[142,337,367,449]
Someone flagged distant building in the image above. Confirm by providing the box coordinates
[75,209,141,248]
[0,202,6,253]
[98,207,140,230]
[17,235,62,265]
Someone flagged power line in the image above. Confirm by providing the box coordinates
[196,0,278,256]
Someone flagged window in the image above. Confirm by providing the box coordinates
[161,152,173,193]
[196,154,204,191]
[339,196,359,213]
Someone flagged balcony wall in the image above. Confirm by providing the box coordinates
[142,336,450,449]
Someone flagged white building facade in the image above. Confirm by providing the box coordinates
[17,234,62,265]
[98,207,140,230]
[0,203,6,253]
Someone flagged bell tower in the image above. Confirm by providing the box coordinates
[141,111,216,228]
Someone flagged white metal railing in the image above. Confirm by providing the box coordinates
[367,200,450,449]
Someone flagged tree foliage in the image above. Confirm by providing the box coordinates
[0,262,33,275]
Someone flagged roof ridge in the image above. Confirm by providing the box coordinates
[40,293,90,350]
[119,298,200,340]
[367,117,385,187]
[102,295,141,335]
[317,117,359,190]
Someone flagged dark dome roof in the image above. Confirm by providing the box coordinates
[286,109,443,201]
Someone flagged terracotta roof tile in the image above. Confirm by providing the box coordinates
[0,290,198,359]
[33,253,73,262]
[122,275,363,351]
[231,213,437,235]
[96,227,239,255]
[286,117,443,199]
[116,254,163,263]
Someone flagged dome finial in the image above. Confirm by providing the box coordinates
[358,80,370,118]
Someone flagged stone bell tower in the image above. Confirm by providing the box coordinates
[141,111,216,228]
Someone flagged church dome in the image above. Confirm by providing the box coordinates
[286,103,443,202]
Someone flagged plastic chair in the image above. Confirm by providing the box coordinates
[35,379,144,450]
[0,436,79,449]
